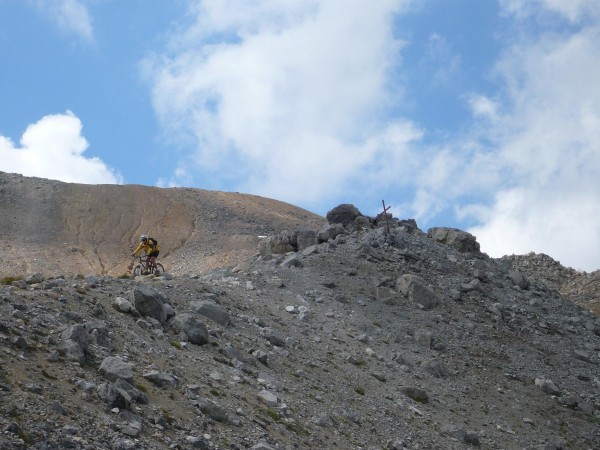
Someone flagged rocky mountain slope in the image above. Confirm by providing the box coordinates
[1,197,599,449]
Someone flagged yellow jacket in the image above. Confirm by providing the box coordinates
[133,238,160,256]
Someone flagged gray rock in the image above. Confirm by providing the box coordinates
[397,274,438,310]
[317,223,345,243]
[258,232,295,256]
[281,254,303,268]
[400,387,429,403]
[99,356,134,383]
[190,300,230,326]
[326,204,362,226]
[143,370,177,387]
[508,270,530,290]
[96,382,131,409]
[296,230,317,250]
[168,313,209,345]
[129,285,168,324]
[535,378,561,395]
[197,398,228,422]
[251,443,278,450]
[428,227,480,253]
[257,389,279,407]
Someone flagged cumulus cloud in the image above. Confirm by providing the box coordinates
[0,112,122,184]
[144,0,420,206]
[144,0,600,271]
[499,0,600,23]
[29,0,94,42]
[461,3,600,271]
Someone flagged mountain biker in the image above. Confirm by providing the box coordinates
[132,234,160,274]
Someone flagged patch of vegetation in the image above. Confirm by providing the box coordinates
[160,407,174,426]
[1,276,22,285]
[134,382,148,393]
[41,369,57,380]
[118,274,131,279]
[210,388,221,397]
[354,386,365,395]
[265,408,281,422]
[18,430,31,444]
[285,421,310,436]
[213,356,235,367]
[258,407,310,435]
[169,340,182,349]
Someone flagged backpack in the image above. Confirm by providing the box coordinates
[149,238,159,250]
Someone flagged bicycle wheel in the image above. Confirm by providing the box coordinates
[154,263,165,275]
[132,264,143,276]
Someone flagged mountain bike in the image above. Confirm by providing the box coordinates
[132,255,165,276]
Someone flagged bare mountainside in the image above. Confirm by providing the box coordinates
[0,171,323,278]
[0,176,599,449]
[0,203,599,449]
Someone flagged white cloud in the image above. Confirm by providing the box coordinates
[0,112,122,185]
[499,0,600,22]
[461,8,600,271]
[29,0,94,42]
[144,0,420,207]
[144,0,600,272]
[468,94,499,120]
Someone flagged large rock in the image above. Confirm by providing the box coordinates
[296,230,318,250]
[397,274,439,310]
[99,356,134,383]
[190,300,230,326]
[59,323,93,365]
[129,285,169,324]
[317,223,345,243]
[169,313,209,345]
[326,204,362,226]
[258,232,295,257]
[427,227,480,253]
[96,382,132,409]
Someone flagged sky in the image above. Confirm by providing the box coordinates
[1,0,599,272]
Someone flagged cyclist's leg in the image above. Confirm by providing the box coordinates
[150,252,159,271]
[143,256,151,274]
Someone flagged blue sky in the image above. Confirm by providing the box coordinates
[1,0,599,272]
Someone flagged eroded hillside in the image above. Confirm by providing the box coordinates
[0,172,323,278]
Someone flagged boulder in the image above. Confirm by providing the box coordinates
[169,313,209,345]
[326,204,362,226]
[258,232,295,257]
[99,356,134,383]
[427,227,480,253]
[129,285,168,324]
[397,274,439,310]
[190,300,230,326]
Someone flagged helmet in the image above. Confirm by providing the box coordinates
[140,234,148,242]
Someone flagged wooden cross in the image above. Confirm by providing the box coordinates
[381,200,391,234]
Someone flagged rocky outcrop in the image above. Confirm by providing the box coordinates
[427,227,480,253]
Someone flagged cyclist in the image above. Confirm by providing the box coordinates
[132,234,160,274]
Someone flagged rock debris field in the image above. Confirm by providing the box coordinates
[1,203,599,450]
